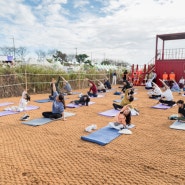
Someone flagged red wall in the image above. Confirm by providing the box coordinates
[155,59,185,86]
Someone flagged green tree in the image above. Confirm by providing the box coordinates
[53,51,67,65]
[76,54,89,64]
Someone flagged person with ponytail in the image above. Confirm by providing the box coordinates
[42,78,66,120]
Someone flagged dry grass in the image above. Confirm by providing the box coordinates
[0,86,185,185]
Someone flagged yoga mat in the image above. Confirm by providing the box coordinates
[99,109,138,117]
[0,110,19,117]
[99,109,119,117]
[0,102,14,107]
[81,125,121,146]
[25,105,40,111]
[113,99,121,103]
[34,99,53,103]
[0,105,39,117]
[90,94,104,98]
[170,120,185,130]
[151,103,171,109]
[22,111,76,126]
[72,92,81,95]
[113,98,137,103]
[66,102,95,108]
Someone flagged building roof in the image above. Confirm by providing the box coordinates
[157,32,185,41]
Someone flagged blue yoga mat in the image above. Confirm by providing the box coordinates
[81,125,121,146]
[34,99,53,103]
[22,112,76,126]
[22,118,53,126]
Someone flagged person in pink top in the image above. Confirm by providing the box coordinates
[109,105,131,130]
[86,78,98,97]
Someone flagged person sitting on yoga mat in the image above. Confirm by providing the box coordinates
[157,79,175,107]
[109,105,131,130]
[86,78,98,97]
[176,100,185,122]
[121,80,133,93]
[113,88,134,110]
[71,95,90,106]
[5,89,31,120]
[148,82,162,99]
[104,77,111,89]
[96,79,106,93]
[61,76,72,95]
[49,76,61,100]
[42,79,66,120]
[145,79,153,90]
[170,80,181,93]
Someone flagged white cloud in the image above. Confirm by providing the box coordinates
[0,0,185,64]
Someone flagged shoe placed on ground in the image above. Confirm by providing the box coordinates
[108,122,124,130]
[21,114,30,121]
[118,129,132,134]
[91,124,97,130]
[85,124,97,132]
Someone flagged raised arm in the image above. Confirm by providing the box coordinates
[61,76,67,83]
[159,79,169,89]
[52,79,57,92]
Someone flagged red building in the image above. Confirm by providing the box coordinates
[131,32,185,86]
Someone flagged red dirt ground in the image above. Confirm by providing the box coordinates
[0,86,185,185]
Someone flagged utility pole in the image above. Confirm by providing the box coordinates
[10,36,15,60]
[75,48,78,64]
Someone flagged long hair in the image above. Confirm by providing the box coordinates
[59,94,66,109]
[125,112,131,125]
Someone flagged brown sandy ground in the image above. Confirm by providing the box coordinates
[0,86,185,185]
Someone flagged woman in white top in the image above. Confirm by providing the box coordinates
[157,79,175,106]
[148,82,162,99]
[96,80,106,92]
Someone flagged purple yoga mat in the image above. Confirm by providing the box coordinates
[66,102,95,108]
[152,103,171,109]
[0,110,19,117]
[99,109,119,117]
[0,102,14,107]
[0,105,39,117]
[25,105,39,110]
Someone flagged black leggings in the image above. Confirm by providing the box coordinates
[159,99,176,107]
[113,103,123,110]
[42,112,62,119]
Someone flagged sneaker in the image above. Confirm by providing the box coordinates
[85,125,94,132]
[91,124,97,130]
[108,122,124,130]
[21,114,30,121]
[118,129,132,134]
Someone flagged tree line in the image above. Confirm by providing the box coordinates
[0,46,130,67]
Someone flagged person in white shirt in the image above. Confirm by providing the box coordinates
[145,79,153,90]
[96,80,106,92]
[157,79,175,106]
[148,82,162,99]
[150,70,157,83]
[4,90,31,120]
[178,76,185,92]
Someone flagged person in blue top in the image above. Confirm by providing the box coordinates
[42,79,66,120]
[61,76,72,95]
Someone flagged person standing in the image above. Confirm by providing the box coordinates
[123,70,128,81]
[112,71,117,85]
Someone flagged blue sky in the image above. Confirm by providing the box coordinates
[0,0,185,65]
